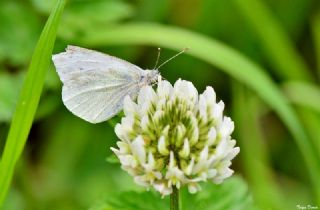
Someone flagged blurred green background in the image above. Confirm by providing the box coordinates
[1,0,320,209]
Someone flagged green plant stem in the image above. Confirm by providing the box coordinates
[170,187,179,210]
[0,0,66,207]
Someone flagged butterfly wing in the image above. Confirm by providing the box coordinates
[52,45,143,123]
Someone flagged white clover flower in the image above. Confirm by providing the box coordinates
[111,78,240,196]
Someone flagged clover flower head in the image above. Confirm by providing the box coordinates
[111,78,240,196]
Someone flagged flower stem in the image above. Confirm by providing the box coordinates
[170,187,179,210]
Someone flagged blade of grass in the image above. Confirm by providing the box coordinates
[232,82,288,210]
[75,22,320,202]
[282,81,320,114]
[0,0,66,207]
[233,0,312,81]
[311,11,320,80]
[283,81,320,160]
[282,81,320,159]
[296,108,320,157]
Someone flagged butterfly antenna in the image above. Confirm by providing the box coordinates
[156,47,189,70]
[153,48,161,69]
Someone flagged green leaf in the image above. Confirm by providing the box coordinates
[90,176,257,210]
[0,0,66,207]
[182,176,257,210]
[92,191,168,210]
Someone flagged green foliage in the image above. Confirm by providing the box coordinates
[232,83,289,210]
[0,0,66,207]
[30,0,59,14]
[92,191,168,210]
[283,81,320,114]
[233,0,311,81]
[91,176,257,210]
[59,0,134,40]
[312,11,320,78]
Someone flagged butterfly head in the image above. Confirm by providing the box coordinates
[139,48,188,87]
[140,69,160,87]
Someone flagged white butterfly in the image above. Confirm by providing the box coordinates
[52,45,160,123]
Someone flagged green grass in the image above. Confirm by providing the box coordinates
[0,0,66,207]
[312,11,320,79]
[232,83,288,210]
[283,81,320,115]
[233,0,312,81]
